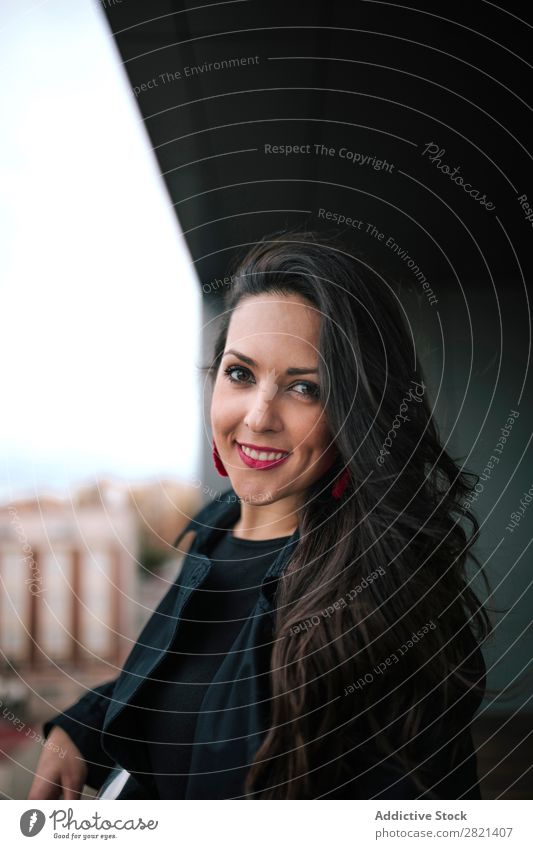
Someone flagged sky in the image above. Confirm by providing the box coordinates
[0,0,202,502]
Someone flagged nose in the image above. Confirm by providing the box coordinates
[243,370,281,432]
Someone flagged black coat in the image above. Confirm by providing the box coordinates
[43,488,486,799]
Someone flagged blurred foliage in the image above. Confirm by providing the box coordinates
[136,539,172,579]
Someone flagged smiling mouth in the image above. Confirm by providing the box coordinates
[237,442,290,460]
[235,441,291,469]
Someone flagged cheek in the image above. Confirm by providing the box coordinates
[210,381,225,429]
[316,412,331,434]
[293,418,328,456]
[211,379,239,430]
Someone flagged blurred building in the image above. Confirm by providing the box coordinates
[0,478,201,672]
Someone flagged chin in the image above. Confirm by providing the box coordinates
[233,481,274,504]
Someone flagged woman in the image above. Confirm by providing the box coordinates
[30,229,490,800]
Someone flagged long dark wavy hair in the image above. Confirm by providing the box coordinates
[202,228,498,799]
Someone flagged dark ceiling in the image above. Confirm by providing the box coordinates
[99,0,533,301]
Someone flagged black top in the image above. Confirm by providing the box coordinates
[127,527,291,799]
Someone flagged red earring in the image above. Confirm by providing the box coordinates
[331,467,350,500]
[212,439,229,477]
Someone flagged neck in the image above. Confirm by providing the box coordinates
[231,494,300,541]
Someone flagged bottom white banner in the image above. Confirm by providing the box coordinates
[3,800,531,848]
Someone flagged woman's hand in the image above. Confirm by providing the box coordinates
[27,726,88,800]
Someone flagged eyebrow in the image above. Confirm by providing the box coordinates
[222,349,318,375]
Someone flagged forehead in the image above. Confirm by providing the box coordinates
[227,294,321,347]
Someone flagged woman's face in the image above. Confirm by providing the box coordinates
[210,293,339,506]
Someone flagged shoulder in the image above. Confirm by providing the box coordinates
[171,487,238,550]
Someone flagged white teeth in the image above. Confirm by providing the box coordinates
[239,444,287,461]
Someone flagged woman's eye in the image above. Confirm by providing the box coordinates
[223,365,320,399]
[291,382,320,399]
[223,365,253,384]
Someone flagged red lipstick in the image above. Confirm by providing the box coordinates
[238,441,290,453]
[235,441,291,470]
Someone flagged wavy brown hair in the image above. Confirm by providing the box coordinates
[202,228,498,799]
